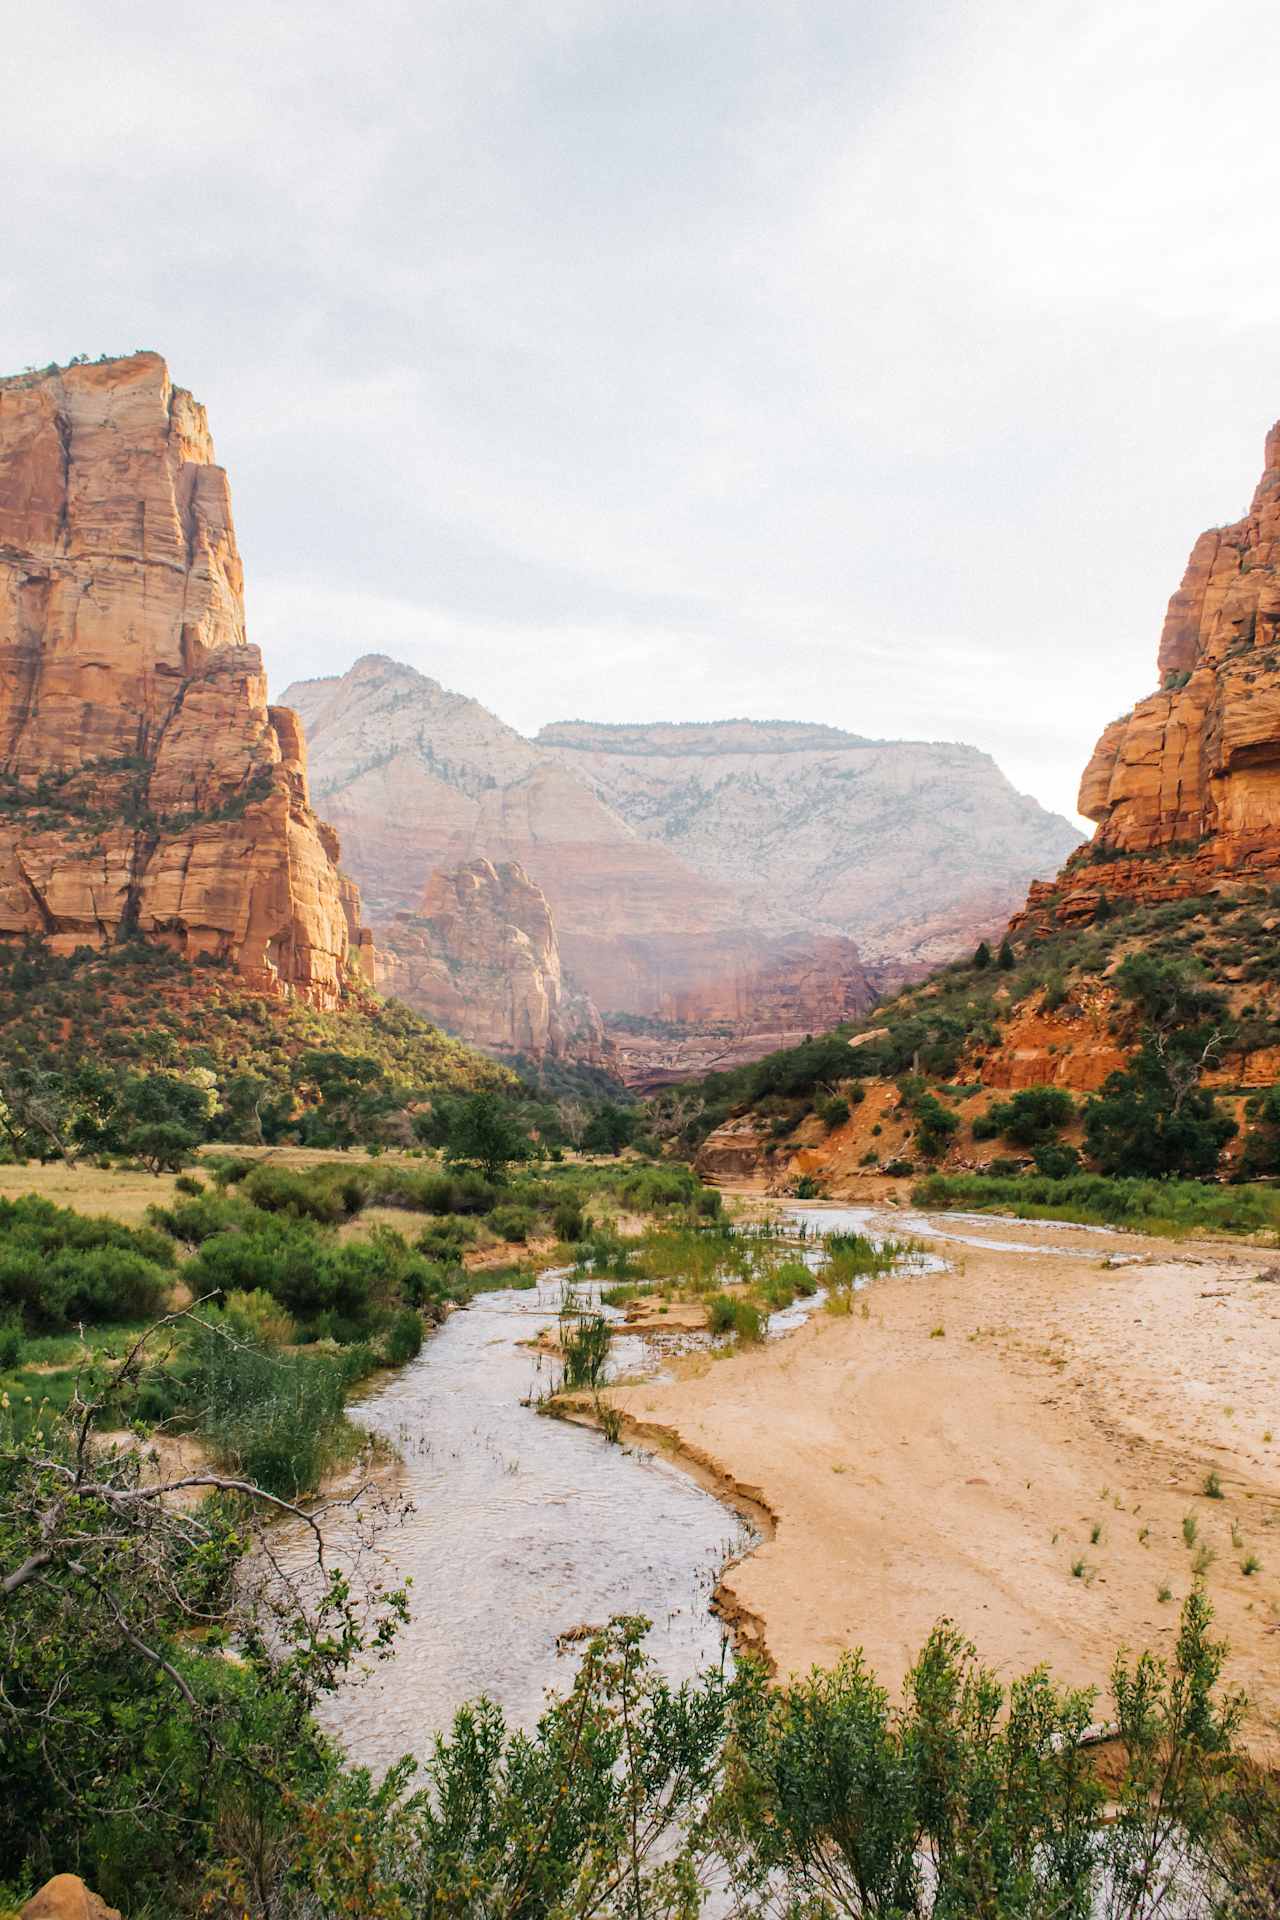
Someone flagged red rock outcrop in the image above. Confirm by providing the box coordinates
[1021,417,1280,928]
[377,858,615,1066]
[0,353,370,1006]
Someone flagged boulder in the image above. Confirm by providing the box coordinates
[20,1876,121,1920]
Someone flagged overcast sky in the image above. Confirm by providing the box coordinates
[4,1,1278,824]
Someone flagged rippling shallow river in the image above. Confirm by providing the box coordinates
[306,1278,746,1770]
[299,1204,950,1770]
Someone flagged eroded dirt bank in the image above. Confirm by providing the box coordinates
[603,1200,1280,1742]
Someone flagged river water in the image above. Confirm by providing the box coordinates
[306,1277,746,1769]
[302,1206,966,1770]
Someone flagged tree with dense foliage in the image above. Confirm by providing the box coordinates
[973,939,992,970]
[910,1091,961,1161]
[1085,1040,1237,1178]
[583,1102,641,1156]
[415,1090,534,1181]
[976,1085,1075,1147]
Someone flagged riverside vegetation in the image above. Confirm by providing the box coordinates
[3,1341,1277,1920]
[2,1131,1279,1913]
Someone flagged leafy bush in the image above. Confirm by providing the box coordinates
[819,1095,851,1131]
[0,1196,174,1329]
[0,1312,23,1369]
[910,1093,960,1160]
[707,1293,764,1342]
[982,1085,1074,1146]
[1033,1142,1080,1178]
[1085,1045,1236,1178]
[553,1199,586,1242]
[383,1306,425,1366]
[487,1202,536,1243]
[240,1162,354,1223]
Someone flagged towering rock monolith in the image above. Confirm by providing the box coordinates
[0,353,370,1006]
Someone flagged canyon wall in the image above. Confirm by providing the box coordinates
[538,719,1081,974]
[376,858,615,1067]
[287,658,1077,1075]
[285,657,878,1072]
[1021,417,1280,928]
[0,354,370,1007]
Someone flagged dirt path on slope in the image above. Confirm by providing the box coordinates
[603,1206,1280,1742]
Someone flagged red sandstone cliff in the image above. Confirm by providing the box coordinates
[377,858,615,1067]
[1021,417,1280,928]
[0,354,370,1007]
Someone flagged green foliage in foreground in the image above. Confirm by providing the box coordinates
[4,1355,1271,1920]
[912,1171,1280,1234]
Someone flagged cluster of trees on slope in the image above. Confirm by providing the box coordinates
[0,940,643,1167]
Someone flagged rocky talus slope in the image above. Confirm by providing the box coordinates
[377,858,615,1067]
[1020,416,1280,930]
[0,354,370,1008]
[286,659,1077,1075]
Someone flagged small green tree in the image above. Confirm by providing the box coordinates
[912,1093,960,1161]
[583,1104,640,1156]
[973,940,992,970]
[416,1091,532,1181]
[997,936,1016,971]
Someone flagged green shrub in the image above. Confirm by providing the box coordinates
[707,1294,764,1343]
[1085,1045,1236,1179]
[553,1199,587,1242]
[487,1203,536,1243]
[383,1307,425,1366]
[240,1163,352,1223]
[1033,1142,1080,1178]
[983,1086,1074,1146]
[910,1094,959,1160]
[0,1312,23,1369]
[819,1096,851,1131]
[912,1170,1280,1234]
[0,1196,175,1329]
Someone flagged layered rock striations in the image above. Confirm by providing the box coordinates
[286,659,1077,1075]
[285,658,878,1067]
[0,354,370,1007]
[377,858,615,1067]
[538,719,1081,974]
[1023,417,1280,927]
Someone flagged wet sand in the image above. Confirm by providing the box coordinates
[602,1203,1280,1743]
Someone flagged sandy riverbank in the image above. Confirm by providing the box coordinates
[601,1201,1280,1744]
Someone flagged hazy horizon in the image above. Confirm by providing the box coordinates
[4,1,1278,829]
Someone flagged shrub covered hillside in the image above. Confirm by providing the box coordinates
[0,938,516,1154]
[675,884,1280,1206]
